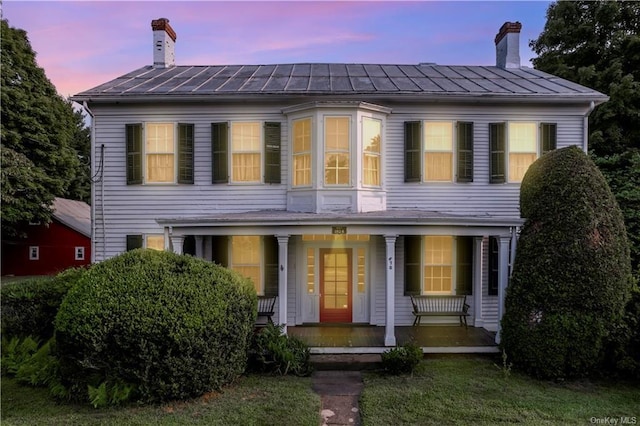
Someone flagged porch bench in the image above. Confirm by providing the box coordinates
[256,295,277,327]
[410,295,469,328]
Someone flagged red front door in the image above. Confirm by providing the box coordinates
[320,248,352,323]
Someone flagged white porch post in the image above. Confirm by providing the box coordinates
[194,236,204,259]
[276,235,290,333]
[164,227,171,251]
[170,235,184,255]
[495,235,511,344]
[384,235,397,346]
[473,237,484,327]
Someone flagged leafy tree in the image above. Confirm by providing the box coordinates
[1,19,90,237]
[501,146,633,379]
[530,0,640,277]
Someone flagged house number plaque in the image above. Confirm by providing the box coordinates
[332,226,347,235]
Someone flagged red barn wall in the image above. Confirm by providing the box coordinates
[1,221,91,276]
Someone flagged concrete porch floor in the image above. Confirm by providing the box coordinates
[288,325,499,354]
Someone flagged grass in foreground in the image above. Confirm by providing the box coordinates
[360,355,640,425]
[1,374,320,426]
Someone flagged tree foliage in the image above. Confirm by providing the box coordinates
[530,0,640,277]
[502,146,633,379]
[1,19,90,237]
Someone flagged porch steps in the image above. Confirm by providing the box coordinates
[310,354,382,371]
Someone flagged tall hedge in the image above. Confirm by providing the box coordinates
[55,249,257,403]
[501,146,633,379]
[1,267,86,340]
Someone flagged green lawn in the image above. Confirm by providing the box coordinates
[1,374,321,426]
[360,356,640,425]
[3,356,638,426]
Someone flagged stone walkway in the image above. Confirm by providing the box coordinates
[311,371,363,426]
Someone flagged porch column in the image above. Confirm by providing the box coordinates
[170,235,184,255]
[473,236,484,327]
[384,235,397,346]
[495,235,510,344]
[194,236,204,259]
[276,235,290,333]
[164,227,171,251]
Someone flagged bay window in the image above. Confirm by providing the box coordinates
[362,117,381,186]
[293,118,312,186]
[324,117,350,186]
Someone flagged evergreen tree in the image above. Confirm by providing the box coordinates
[530,0,640,277]
[1,19,91,237]
[502,146,633,379]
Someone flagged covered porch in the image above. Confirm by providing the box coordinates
[288,324,498,354]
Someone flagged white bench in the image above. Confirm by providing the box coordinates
[410,295,470,328]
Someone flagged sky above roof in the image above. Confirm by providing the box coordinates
[3,1,552,99]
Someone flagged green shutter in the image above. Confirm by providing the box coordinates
[541,123,557,154]
[456,122,474,183]
[126,234,143,251]
[404,121,421,182]
[489,123,506,184]
[126,124,142,184]
[264,122,281,184]
[211,123,228,183]
[456,237,473,296]
[404,235,422,295]
[264,236,279,296]
[488,237,499,296]
[211,236,228,267]
[178,123,194,184]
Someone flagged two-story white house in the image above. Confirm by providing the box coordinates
[71,19,607,348]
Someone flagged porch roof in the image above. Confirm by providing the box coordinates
[156,209,523,230]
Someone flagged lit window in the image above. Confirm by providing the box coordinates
[231,122,261,183]
[307,248,315,294]
[423,236,453,294]
[508,122,537,182]
[362,118,381,187]
[357,248,366,294]
[231,236,262,294]
[146,123,175,183]
[424,122,453,181]
[75,247,85,261]
[146,235,165,251]
[324,117,350,186]
[29,246,39,260]
[293,118,312,187]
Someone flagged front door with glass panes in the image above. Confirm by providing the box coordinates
[319,248,352,322]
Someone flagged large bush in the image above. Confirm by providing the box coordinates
[1,267,86,340]
[55,249,256,403]
[501,146,633,379]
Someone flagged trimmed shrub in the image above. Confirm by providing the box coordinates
[248,323,313,376]
[381,342,423,375]
[501,146,634,379]
[55,249,257,404]
[1,267,86,340]
[603,287,640,379]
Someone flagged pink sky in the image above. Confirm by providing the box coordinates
[3,1,551,99]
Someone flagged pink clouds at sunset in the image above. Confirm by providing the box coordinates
[3,1,551,100]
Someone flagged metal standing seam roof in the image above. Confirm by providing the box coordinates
[52,197,91,238]
[71,63,608,102]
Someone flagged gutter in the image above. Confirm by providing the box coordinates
[83,101,98,264]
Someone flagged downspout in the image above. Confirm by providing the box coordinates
[583,101,595,153]
[82,101,97,263]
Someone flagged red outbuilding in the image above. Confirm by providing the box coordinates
[2,198,91,276]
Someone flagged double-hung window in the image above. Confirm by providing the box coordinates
[405,121,474,183]
[293,118,312,187]
[362,117,381,187]
[324,117,350,186]
[126,123,194,184]
[490,122,557,183]
[209,235,279,296]
[405,236,473,296]
[211,122,281,184]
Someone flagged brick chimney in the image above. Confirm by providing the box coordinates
[151,18,176,68]
[495,21,521,69]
